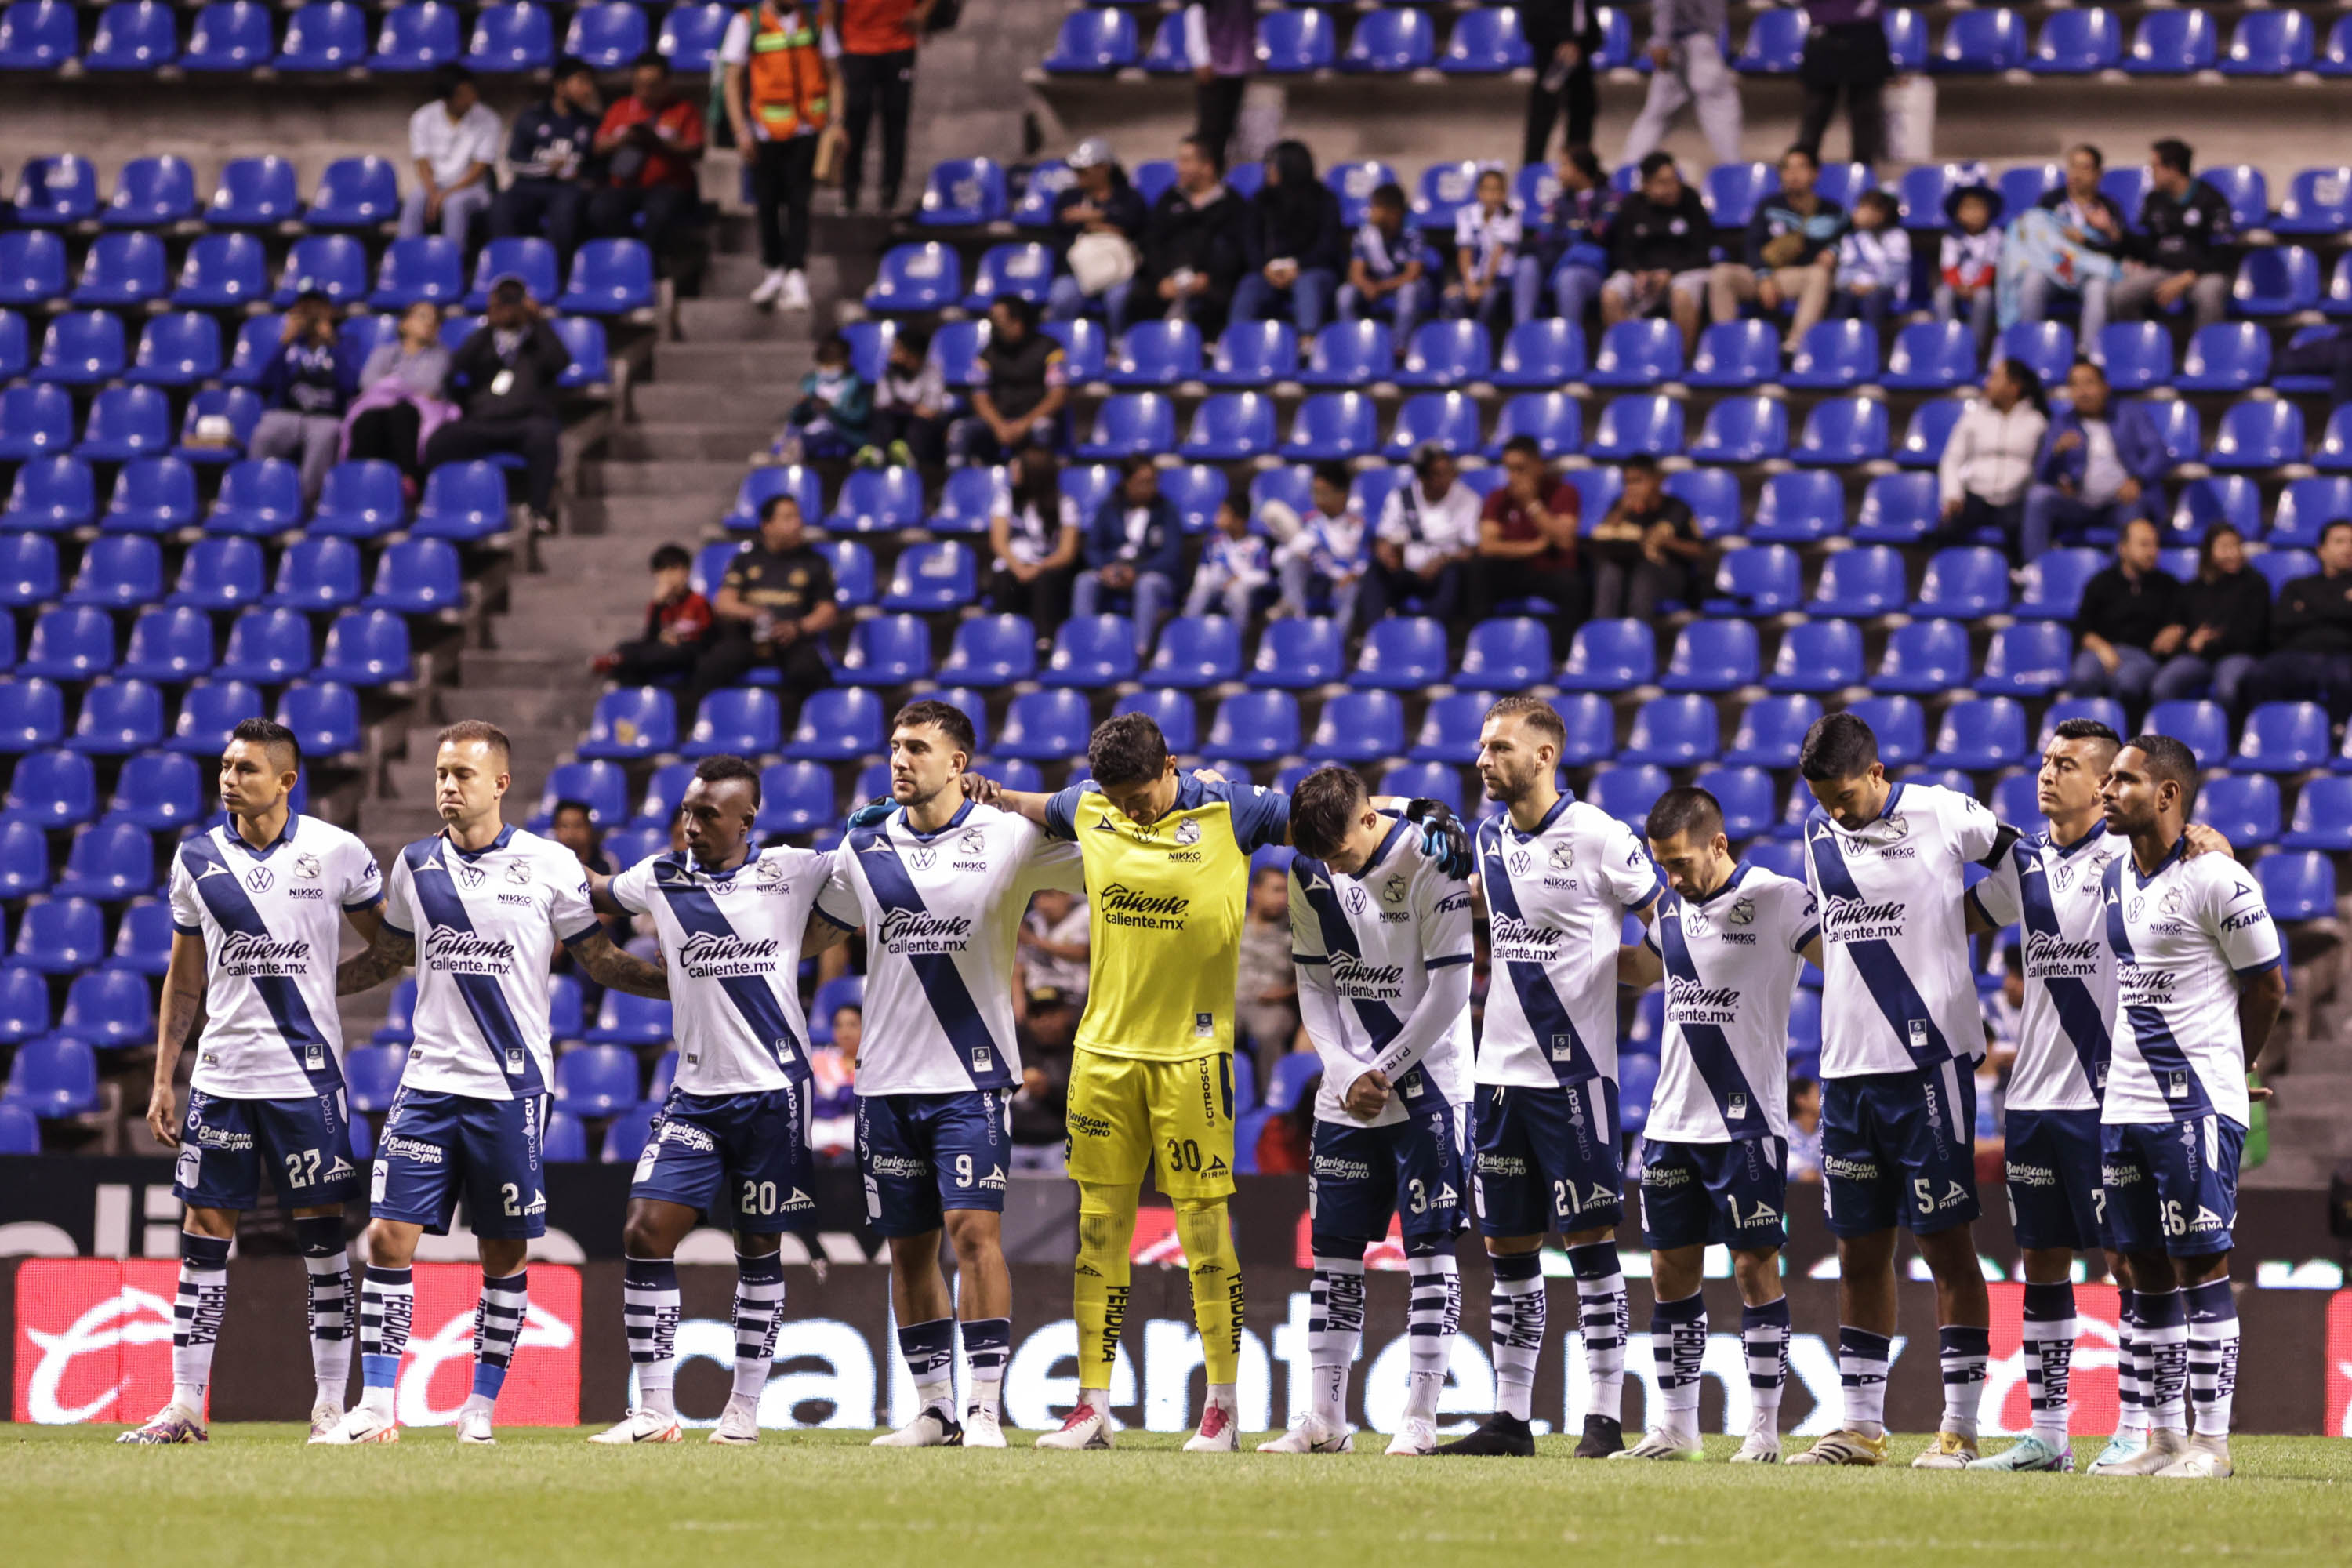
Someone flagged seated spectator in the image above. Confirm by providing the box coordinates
[1599,151,1714,357]
[1468,435,1585,658]
[1274,461,1369,630]
[2245,521,2352,724]
[591,54,706,267]
[2006,143,2125,342]
[489,56,604,267]
[1447,166,1522,335]
[1936,358,2046,555]
[2151,523,2269,713]
[343,301,456,498]
[1020,890,1089,1004]
[1512,144,1613,329]
[1124,135,1246,338]
[1254,1066,1318,1174]
[1185,499,1274,622]
[2067,518,2186,711]
[547,795,625,1007]
[2111,138,2235,336]
[1044,138,1147,325]
[807,1003,858,1162]
[723,4,837,311]
[987,447,1081,641]
[1708,144,1845,357]
[423,278,571,532]
[1072,456,1185,655]
[1787,1076,1823,1182]
[1588,453,1702,619]
[1009,985,1078,1171]
[1229,140,1345,335]
[2021,358,2165,561]
[1831,189,1908,337]
[250,292,354,510]
[949,297,1068,464]
[402,65,499,245]
[1336,182,1435,347]
[1365,444,1479,627]
[1934,183,2002,361]
[688,492,837,731]
[593,543,713,684]
[773,332,869,463]
[1234,864,1297,1071]
[862,325,947,468]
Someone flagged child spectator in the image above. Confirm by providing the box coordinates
[774,332,871,463]
[1450,166,1523,334]
[593,543,713,682]
[1184,499,1274,621]
[1335,183,1435,346]
[1936,184,2002,360]
[1831,188,1910,337]
[1275,462,1370,630]
[861,325,947,468]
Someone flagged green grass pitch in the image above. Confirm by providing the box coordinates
[7,1426,2350,1567]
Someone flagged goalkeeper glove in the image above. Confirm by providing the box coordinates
[1402,798,1473,880]
[846,796,899,829]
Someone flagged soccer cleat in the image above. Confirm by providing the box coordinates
[1967,1435,2072,1472]
[2154,1436,2231,1479]
[710,1401,761,1446]
[1788,1428,1889,1465]
[309,1400,343,1441]
[1385,1418,1436,1457]
[1730,1432,1782,1464]
[872,1404,960,1447]
[779,270,811,312]
[314,1406,398,1445]
[1911,1429,1980,1468]
[2094,1428,2187,1475]
[1610,1428,1705,1462]
[118,1404,207,1444]
[1183,1403,1237,1452]
[455,1406,496,1445]
[1432,1413,1536,1457]
[588,1408,683,1445]
[2088,1431,2149,1473]
[1034,1405,1112,1450]
[1258,1417,1353,1454]
[750,269,787,307]
[1573,1414,1625,1458]
[961,1408,1007,1449]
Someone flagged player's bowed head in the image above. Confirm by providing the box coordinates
[1797,710,1891,831]
[1289,765,1386,876]
[1644,785,1735,903]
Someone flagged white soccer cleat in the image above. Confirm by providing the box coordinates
[2154,1436,2231,1479]
[779,270,811,312]
[1034,1405,1112,1450]
[749,269,787,308]
[1610,1428,1706,1462]
[455,1406,496,1445]
[960,1408,1007,1449]
[1258,1416,1353,1454]
[709,1400,761,1446]
[118,1403,207,1444]
[313,1406,398,1445]
[2093,1427,2187,1476]
[1182,1403,1237,1452]
[588,1408,683,1445]
[1730,1431,1782,1464]
[2088,1431,2148,1473]
[308,1400,343,1442]
[872,1404,960,1447]
[1384,1418,1436,1457]
[1966,1434,2072,1472]
[1910,1429,1980,1468]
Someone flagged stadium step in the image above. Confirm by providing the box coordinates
[648,342,821,385]
[605,423,783,463]
[628,380,797,427]
[578,458,753,499]
[564,494,733,537]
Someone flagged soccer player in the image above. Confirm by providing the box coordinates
[1613,786,1818,1463]
[1438,696,1663,1460]
[320,720,670,1444]
[2092,735,2282,1479]
[1788,712,2018,1468]
[581,756,833,1446]
[1259,767,1473,1458]
[120,720,387,1445]
[815,700,1083,1449]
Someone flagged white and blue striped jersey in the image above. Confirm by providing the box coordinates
[1474,793,1664,1091]
[1289,815,1475,1127]
[1641,863,1816,1143]
[1970,822,2125,1113]
[815,800,1083,1096]
[2100,838,2281,1129]
[1802,781,2010,1079]
[167,815,383,1100]
[609,844,832,1097]
[381,826,597,1101]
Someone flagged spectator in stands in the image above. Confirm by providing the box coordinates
[1185,499,1274,621]
[1600,152,1714,357]
[862,325,947,466]
[1336,182,1435,347]
[1934,183,2002,361]
[401,65,500,245]
[1794,0,1892,169]
[490,58,603,268]
[250,292,353,510]
[2011,144,2127,345]
[1073,456,1185,655]
[1230,140,1345,335]
[1010,985,1078,1171]
[343,301,456,499]
[2020,358,2165,561]
[1275,461,1369,630]
[774,332,870,463]
[987,447,1081,641]
[1513,144,1613,329]
[1786,1076,1823,1183]
[1044,139,1147,325]
[1235,863,1298,1068]
[833,0,932,216]
[1621,0,1743,169]
[724,6,835,311]
[1128,135,1247,338]
[549,797,626,1005]
[2067,517,2187,712]
[2273,322,2352,410]
[2111,138,2236,336]
[808,1004,858,1162]
[1936,358,2045,554]
[2151,523,2269,714]
[1447,167,1523,336]
[1831,189,1907,337]
[1255,1067,1318,1174]
[949,297,1068,463]
[2245,521,2352,725]
[1588,453,1702,619]
[1020,889,1089,1005]
[424,278,571,532]
[594,55,707,274]
[593,543,713,684]
[1185,0,1255,169]
[1365,444,1479,629]
[1468,435,1586,658]
[1709,145,1845,358]
[1522,0,1606,168]
[691,492,838,731]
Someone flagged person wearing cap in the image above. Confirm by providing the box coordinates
[1934,183,2003,361]
[401,64,501,245]
[592,55,707,274]
[490,56,604,268]
[251,290,356,510]
[723,5,839,311]
[423,278,572,532]
[1044,140,1147,325]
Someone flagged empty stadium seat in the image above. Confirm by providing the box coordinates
[1588,394,1683,460]
[784,688,886,761]
[1456,619,1552,691]
[275,0,368,71]
[1283,393,1379,460]
[2282,775,2352,851]
[2272,477,2352,547]
[1621,695,1719,766]
[1845,695,1926,768]
[1247,617,1346,691]
[1911,546,2010,617]
[1704,547,1802,617]
[1044,7,1135,72]
[374,0,461,69]
[558,239,655,316]
[866,242,963,313]
[1306,690,1406,764]
[1398,321,1492,389]
[1203,690,1301,763]
[1342,8,1432,72]
[1352,616,1449,691]
[88,0,180,68]
[20,604,114,681]
[2254,848,2335,921]
[1177,393,1274,462]
[6,1033,99,1116]
[2274,166,2352,236]
[1661,619,1762,691]
[1791,395,1887,465]
[1976,622,2071,696]
[938,615,1037,688]
[579,687,677,761]
[1145,615,1244,690]
[1559,619,1655,691]
[69,678,165,755]
[310,460,408,540]
[1044,615,1138,688]
[2031,5,2120,71]
[1494,318,1585,387]
[0,0,77,68]
[2014,547,2102,620]
[2125,7,2215,73]
[14,154,100,227]
[838,614,932,687]
[1588,319,1684,389]
[126,312,223,389]
[1937,8,2025,70]
[1726,695,1824,768]
[2207,399,2302,470]
[1749,471,1846,545]
[2234,702,2330,772]
[1766,619,1864,693]
[216,606,314,684]
[1202,321,1298,388]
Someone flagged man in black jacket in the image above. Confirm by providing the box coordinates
[2111,139,2236,335]
[2247,521,2352,723]
[1521,0,1606,167]
[487,56,602,267]
[1599,152,1715,354]
[1123,136,1246,337]
[423,277,572,531]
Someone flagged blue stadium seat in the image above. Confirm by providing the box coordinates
[406,460,509,544]
[2325,15,2352,76]
[1044,615,1138,688]
[1804,545,1904,619]
[104,155,198,230]
[1439,5,1527,71]
[1896,397,1966,468]
[0,534,60,616]
[1157,463,1227,535]
[277,679,361,756]
[681,686,779,758]
[1352,616,1449,691]
[1882,321,1976,391]
[373,0,461,69]
[1113,688,1198,755]
[1661,618,1761,691]
[34,311,126,387]
[0,676,65,752]
[2233,246,2318,317]
[198,459,301,539]
[467,0,554,71]
[0,387,74,468]
[1388,391,1482,457]
[2125,6,2214,72]
[166,678,263,755]
[1142,615,1243,691]
[1911,546,2010,617]
[5,1033,99,1115]
[0,232,67,311]
[579,687,677,761]
[0,962,52,1046]
[2176,321,2272,393]
[1995,321,2075,388]
[538,760,630,829]
[125,312,223,390]
[1044,7,1135,72]
[628,762,696,830]
[1283,392,1379,461]
[2169,476,2261,546]
[1107,320,1202,390]
[88,0,180,68]
[102,753,193,835]
[920,156,1008,227]
[20,605,114,681]
[1791,395,1886,465]
[1398,320,1491,389]
[1299,319,1393,388]
[1559,619,1654,691]
[965,242,1054,310]
[2206,399,2301,470]
[1704,546,1802,617]
[1737,5,1808,71]
[205,156,297,234]
[274,234,370,306]
[2014,546,2103,620]
[1342,8,1432,72]
[2256,849,2336,921]
[53,816,154,902]
[343,1040,406,1112]
[2272,477,2352,547]
[1621,694,1719,766]
[13,154,100,227]
[364,537,462,615]
[304,155,401,230]
[1171,392,1270,462]
[742,758,832,837]
[1662,467,1740,540]
[1587,764,1671,830]
[1766,618,1864,693]
[2134,396,2202,469]
[1042,316,1105,384]
[1203,690,1301,763]
[996,689,1093,763]
[2282,775,2352,851]
[0,815,45,897]
[1936,7,2025,70]
[838,613,932,687]
[865,242,963,313]
[1486,393,1583,460]
[185,0,273,69]
[369,236,466,310]
[1075,392,1176,461]
[2092,321,2174,393]
[0,0,77,68]
[2224,7,2315,73]
[1306,690,1406,764]
[71,231,168,309]
[216,606,313,684]
[223,315,286,389]
[464,238,560,311]
[2192,772,2280,845]
[1455,619,1551,691]
[2031,5,2120,71]
[1201,320,1298,389]
[13,895,105,974]
[62,534,161,612]
[1588,319,1684,388]
[1408,691,1500,765]
[169,235,270,315]
[121,609,209,688]
[69,677,165,755]
[558,239,655,316]
[1702,161,1780,230]
[2274,166,2352,236]
[2233,702,2330,772]
[1749,471,1846,544]
[1693,764,1778,840]
[724,465,822,532]
[1726,695,1823,768]
[1247,617,1346,691]
[1379,761,1464,816]
[938,614,1037,688]
[1834,695,1921,769]
[172,387,260,466]
[825,465,924,534]
[78,387,171,466]
[1587,394,1683,460]
[882,541,978,615]
[1975,621,2071,696]
[2139,701,2227,768]
[310,460,408,539]
[1494,318,1586,388]
[5,746,93,829]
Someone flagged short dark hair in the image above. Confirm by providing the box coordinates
[1311,460,1352,493]
[2319,520,2352,550]
[551,54,593,84]
[633,52,668,75]
[2052,717,2122,750]
[895,323,931,358]
[437,718,511,767]
[1368,181,1407,210]
[1500,434,1543,464]
[893,699,976,761]
[758,492,802,525]
[1621,453,1661,477]
[992,295,1037,332]
[1087,711,1169,788]
[691,753,762,807]
[292,289,333,312]
[1638,151,1676,180]
[229,717,301,773]
[1179,133,1223,176]
[1780,143,1817,169]
[1645,785,1722,847]
[550,798,595,826]
[1798,712,1878,782]
[2122,732,2200,807]
[433,63,474,102]
[2152,137,2193,176]
[1119,453,1156,483]
[815,332,851,363]
[1290,766,1368,862]
[1563,145,1603,187]
[2068,142,2106,171]
[1854,189,1898,223]
[1483,695,1566,753]
[2069,355,2107,383]
[649,543,691,572]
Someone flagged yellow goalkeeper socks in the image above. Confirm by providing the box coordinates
[1174,1198,1244,1388]
[1073,1182,1138,1399]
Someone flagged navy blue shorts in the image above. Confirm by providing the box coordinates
[2101,1114,2244,1258]
[633,1085,813,1234]
[1820,1062,1979,1239]
[857,1089,1012,1239]
[2004,1107,2107,1254]
[1471,1078,1623,1238]
[173,1089,360,1212]
[1308,1102,1469,1246]
[370,1087,548,1240]
[1639,1135,1788,1253]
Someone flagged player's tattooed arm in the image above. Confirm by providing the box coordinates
[572,929,670,1000]
[335,924,415,995]
[1616,942,1664,989]
[801,909,854,956]
[147,932,210,1149]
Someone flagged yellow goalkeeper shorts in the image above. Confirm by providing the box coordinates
[1063,1047,1238,1202]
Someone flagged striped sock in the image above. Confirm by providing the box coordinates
[624,1256,681,1417]
[358,1264,413,1417]
[2185,1278,2238,1439]
[1489,1252,1546,1423]
[2141,1287,2189,1432]
[1741,1296,1791,1428]
[1838,1325,1892,1437]
[1939,1323,1990,1438]
[2113,1289,2147,1437]
[1403,1243,1460,1424]
[1651,1290,1707,1443]
[731,1250,786,1404]
[1308,1247,1367,1430]
[2021,1280,2075,1448]
[296,1215,351,1408]
[962,1317,1011,1423]
[170,1231,231,1417]
[898,1316,957,1415]
[1567,1241,1628,1424]
[468,1269,529,1406]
